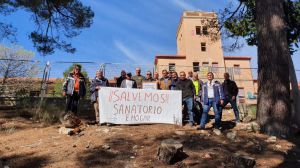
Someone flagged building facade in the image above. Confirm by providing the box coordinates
[154,11,256,103]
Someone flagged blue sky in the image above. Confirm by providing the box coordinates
[1,0,299,78]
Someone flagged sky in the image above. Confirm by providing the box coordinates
[0,0,299,79]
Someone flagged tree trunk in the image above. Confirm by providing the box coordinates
[289,56,300,128]
[256,0,291,137]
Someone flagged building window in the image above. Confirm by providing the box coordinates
[212,62,218,73]
[238,88,245,98]
[234,64,241,75]
[202,62,209,67]
[202,26,208,35]
[169,63,175,72]
[193,62,199,72]
[201,42,206,52]
[196,26,201,35]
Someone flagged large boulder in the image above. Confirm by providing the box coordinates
[157,139,186,165]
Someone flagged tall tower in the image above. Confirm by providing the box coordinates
[176,11,225,68]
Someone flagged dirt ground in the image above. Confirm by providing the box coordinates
[1,109,300,168]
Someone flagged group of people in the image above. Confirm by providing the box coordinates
[62,64,240,130]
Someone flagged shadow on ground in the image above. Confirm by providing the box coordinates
[77,136,135,168]
[0,153,49,168]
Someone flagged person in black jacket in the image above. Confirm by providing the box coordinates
[176,71,196,127]
[62,64,86,115]
[221,72,240,123]
[116,70,126,87]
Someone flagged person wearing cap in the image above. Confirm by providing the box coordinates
[121,73,137,88]
[132,67,146,89]
[90,70,109,123]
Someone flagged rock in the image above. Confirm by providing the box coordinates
[231,153,256,168]
[133,145,139,150]
[213,129,222,136]
[77,132,84,137]
[73,144,77,148]
[245,141,255,148]
[102,144,111,150]
[275,145,281,149]
[103,129,109,134]
[150,137,156,141]
[226,131,237,141]
[73,127,81,134]
[243,116,253,123]
[175,130,186,136]
[237,122,260,132]
[86,141,91,148]
[203,153,212,159]
[58,127,73,135]
[255,144,263,152]
[266,136,277,143]
[62,113,82,128]
[251,122,260,132]
[157,139,185,165]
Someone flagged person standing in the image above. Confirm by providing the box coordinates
[198,72,224,130]
[132,67,146,89]
[192,72,203,100]
[168,71,173,78]
[145,71,154,82]
[176,71,196,127]
[187,71,193,80]
[63,64,86,115]
[153,72,160,89]
[170,71,179,90]
[192,72,203,124]
[90,70,109,123]
[221,72,240,123]
[158,69,172,90]
[153,72,159,81]
[121,73,137,88]
[116,70,126,87]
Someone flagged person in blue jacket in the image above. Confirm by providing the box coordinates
[198,72,224,130]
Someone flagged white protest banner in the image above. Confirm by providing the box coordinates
[98,87,182,125]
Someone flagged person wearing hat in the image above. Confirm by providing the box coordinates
[120,72,137,88]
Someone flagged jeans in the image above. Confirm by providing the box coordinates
[65,92,80,114]
[183,97,194,125]
[200,98,222,128]
[222,96,240,122]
